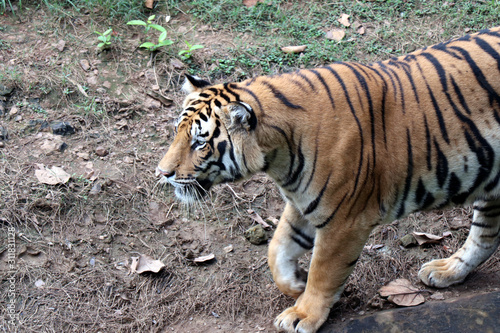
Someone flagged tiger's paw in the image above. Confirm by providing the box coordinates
[274,305,326,333]
[418,258,467,288]
[275,266,308,299]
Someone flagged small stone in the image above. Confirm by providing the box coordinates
[58,142,68,152]
[95,146,109,157]
[79,59,91,71]
[123,156,134,164]
[14,115,22,122]
[89,182,102,195]
[9,105,18,116]
[399,234,418,248]
[54,39,66,52]
[51,122,75,136]
[0,84,14,96]
[244,225,268,245]
[0,126,8,140]
[430,292,445,300]
[77,152,90,160]
[87,75,98,86]
[0,100,6,115]
[0,141,4,148]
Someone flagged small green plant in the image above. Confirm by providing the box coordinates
[178,41,204,60]
[127,15,163,33]
[94,28,113,49]
[139,25,173,52]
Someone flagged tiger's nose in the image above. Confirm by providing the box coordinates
[156,167,174,178]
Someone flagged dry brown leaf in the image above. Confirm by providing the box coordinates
[35,166,71,185]
[357,26,366,35]
[193,253,215,263]
[281,45,307,54]
[144,0,154,9]
[326,29,345,42]
[135,254,165,273]
[338,13,351,27]
[242,0,265,7]
[412,231,445,245]
[379,278,426,307]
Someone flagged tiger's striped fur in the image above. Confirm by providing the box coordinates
[157,28,500,333]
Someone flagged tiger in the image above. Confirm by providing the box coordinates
[156,27,500,333]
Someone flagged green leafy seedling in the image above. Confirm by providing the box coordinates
[139,26,174,52]
[127,15,158,33]
[95,28,113,48]
[178,41,204,60]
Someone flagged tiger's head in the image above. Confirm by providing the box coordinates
[156,75,266,203]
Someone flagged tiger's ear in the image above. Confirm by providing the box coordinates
[182,74,211,94]
[227,101,257,131]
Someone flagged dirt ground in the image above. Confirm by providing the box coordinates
[0,5,499,333]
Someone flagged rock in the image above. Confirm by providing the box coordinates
[123,156,134,164]
[0,141,4,148]
[87,75,98,86]
[51,122,75,136]
[9,105,18,116]
[244,225,268,245]
[89,182,102,195]
[0,84,13,96]
[0,100,6,115]
[54,39,66,52]
[79,59,91,71]
[14,115,22,122]
[0,126,8,140]
[95,146,109,157]
[77,152,90,160]
[399,234,418,248]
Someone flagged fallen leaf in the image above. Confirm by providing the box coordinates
[357,26,366,35]
[338,13,351,27]
[193,253,216,263]
[135,254,165,274]
[379,279,426,307]
[326,29,345,42]
[223,245,234,253]
[412,231,446,245]
[281,45,307,54]
[144,0,154,9]
[35,166,71,185]
[242,0,265,7]
[170,58,185,69]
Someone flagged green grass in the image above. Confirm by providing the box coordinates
[38,0,146,21]
[169,0,500,78]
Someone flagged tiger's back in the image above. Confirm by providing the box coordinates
[157,27,500,333]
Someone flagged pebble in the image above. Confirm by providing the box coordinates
[244,225,268,245]
[51,121,75,136]
[95,146,109,157]
[79,59,91,71]
[399,234,418,248]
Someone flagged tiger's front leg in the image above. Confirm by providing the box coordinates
[268,203,316,298]
[274,222,373,333]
